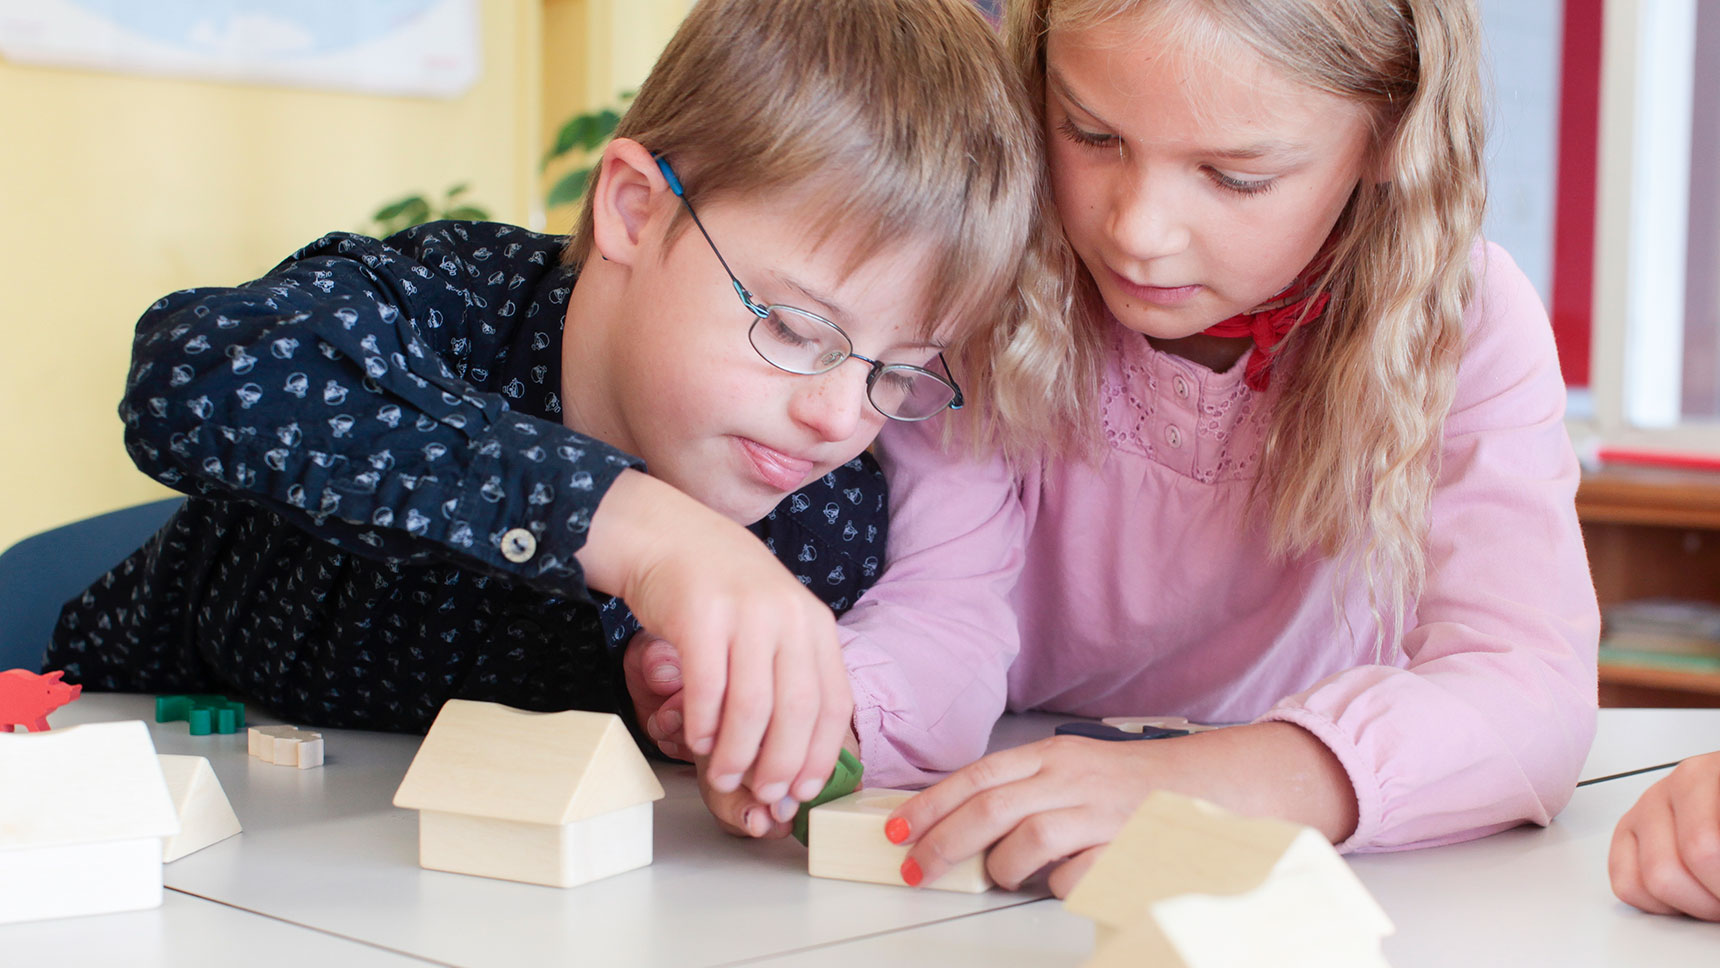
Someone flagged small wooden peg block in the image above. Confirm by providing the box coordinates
[247,725,324,769]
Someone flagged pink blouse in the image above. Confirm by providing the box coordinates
[838,242,1600,852]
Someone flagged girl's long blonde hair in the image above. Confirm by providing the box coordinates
[1001,0,1487,637]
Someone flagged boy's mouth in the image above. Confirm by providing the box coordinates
[736,437,816,493]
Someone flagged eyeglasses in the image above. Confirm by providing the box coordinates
[654,155,964,422]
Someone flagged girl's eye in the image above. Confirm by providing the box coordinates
[1206,167,1277,196]
[1056,116,1119,151]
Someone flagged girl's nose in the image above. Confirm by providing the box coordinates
[1108,165,1191,262]
[788,358,876,443]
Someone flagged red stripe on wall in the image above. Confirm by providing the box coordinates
[1550,0,1603,387]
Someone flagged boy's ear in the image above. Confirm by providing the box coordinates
[591,138,671,267]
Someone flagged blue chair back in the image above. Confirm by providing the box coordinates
[0,498,184,671]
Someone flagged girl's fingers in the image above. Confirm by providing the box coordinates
[902,754,1071,887]
[980,805,1110,891]
[1048,844,1106,899]
[891,745,1044,847]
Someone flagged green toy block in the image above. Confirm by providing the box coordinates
[155,694,246,735]
[792,747,864,846]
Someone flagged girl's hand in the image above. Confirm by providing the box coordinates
[581,469,853,813]
[888,723,1357,897]
[1608,752,1720,921]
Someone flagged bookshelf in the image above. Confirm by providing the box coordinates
[1577,465,1720,706]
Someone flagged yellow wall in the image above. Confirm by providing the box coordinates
[0,0,687,554]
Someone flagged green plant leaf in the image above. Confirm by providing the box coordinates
[443,205,490,221]
[546,167,594,208]
[373,194,427,222]
[580,109,621,150]
[443,182,471,200]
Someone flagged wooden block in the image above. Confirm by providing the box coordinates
[1065,792,1393,968]
[0,720,179,923]
[158,754,242,862]
[248,725,324,769]
[1100,716,1219,734]
[392,700,665,888]
[808,789,991,893]
[416,802,653,888]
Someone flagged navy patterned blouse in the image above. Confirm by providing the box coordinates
[46,222,888,735]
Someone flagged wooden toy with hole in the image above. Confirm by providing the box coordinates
[392,699,665,888]
[0,667,82,732]
[807,788,992,893]
[1064,791,1394,968]
[156,694,245,734]
[249,724,325,769]
[0,720,179,923]
[158,753,243,861]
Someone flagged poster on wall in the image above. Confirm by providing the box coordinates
[0,0,480,98]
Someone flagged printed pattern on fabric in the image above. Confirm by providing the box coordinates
[45,221,888,733]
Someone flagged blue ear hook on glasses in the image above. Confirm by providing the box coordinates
[654,154,772,321]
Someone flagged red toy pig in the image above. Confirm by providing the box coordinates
[0,669,83,732]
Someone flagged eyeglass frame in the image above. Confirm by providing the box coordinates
[652,154,965,421]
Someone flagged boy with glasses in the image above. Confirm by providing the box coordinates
[48,0,1046,832]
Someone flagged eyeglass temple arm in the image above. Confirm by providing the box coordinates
[655,154,769,319]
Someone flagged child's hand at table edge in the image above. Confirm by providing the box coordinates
[884,722,1359,897]
[1608,751,1720,921]
[622,631,689,759]
[581,469,854,811]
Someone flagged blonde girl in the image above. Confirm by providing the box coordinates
[825,0,1601,893]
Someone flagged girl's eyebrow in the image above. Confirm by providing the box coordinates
[1049,68,1307,163]
[1048,69,1116,130]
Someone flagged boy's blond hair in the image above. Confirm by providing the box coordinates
[568,0,1048,368]
[1006,0,1487,643]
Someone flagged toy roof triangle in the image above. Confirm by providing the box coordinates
[0,720,179,849]
[1064,791,1310,926]
[392,700,664,824]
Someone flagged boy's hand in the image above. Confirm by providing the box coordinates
[581,469,853,812]
[622,632,689,759]
[1609,751,1720,920]
[693,751,799,840]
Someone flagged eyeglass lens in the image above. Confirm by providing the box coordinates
[748,307,955,421]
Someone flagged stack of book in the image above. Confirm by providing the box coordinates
[1599,599,1720,673]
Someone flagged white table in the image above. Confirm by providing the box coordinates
[5,697,1718,966]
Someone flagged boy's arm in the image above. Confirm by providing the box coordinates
[121,228,638,601]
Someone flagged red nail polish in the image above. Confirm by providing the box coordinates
[900,857,923,887]
[884,817,910,844]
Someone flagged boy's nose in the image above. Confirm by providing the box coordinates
[1108,167,1190,262]
[789,360,875,443]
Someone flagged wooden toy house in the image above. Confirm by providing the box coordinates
[392,699,665,888]
[158,754,243,862]
[0,720,180,923]
[1065,791,1394,968]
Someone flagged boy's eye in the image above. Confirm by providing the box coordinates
[763,312,816,347]
[1057,116,1119,151]
[1205,167,1277,196]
